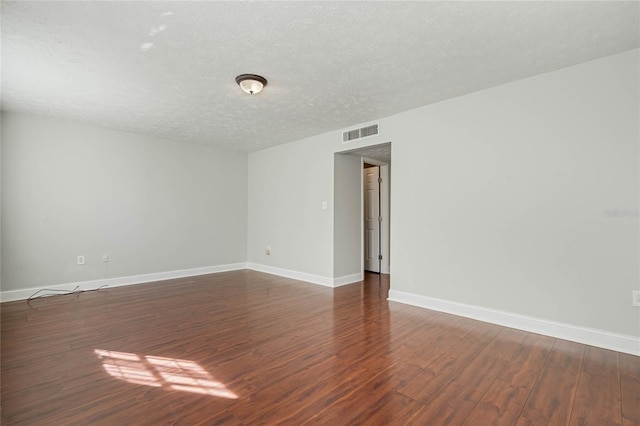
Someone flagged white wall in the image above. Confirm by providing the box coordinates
[1,112,248,293]
[247,134,334,280]
[333,153,362,279]
[247,49,639,344]
[0,117,2,292]
[387,49,639,338]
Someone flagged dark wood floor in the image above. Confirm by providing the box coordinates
[1,270,638,425]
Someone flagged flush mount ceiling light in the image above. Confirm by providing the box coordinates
[235,74,267,95]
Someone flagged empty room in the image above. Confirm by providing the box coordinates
[1,1,639,425]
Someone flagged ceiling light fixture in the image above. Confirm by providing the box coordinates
[235,74,267,95]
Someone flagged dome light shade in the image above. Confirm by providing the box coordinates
[235,74,267,95]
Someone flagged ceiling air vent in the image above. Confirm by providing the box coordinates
[342,122,379,143]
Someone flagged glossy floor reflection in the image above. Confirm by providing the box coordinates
[95,349,238,398]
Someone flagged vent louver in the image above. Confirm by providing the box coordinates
[343,129,360,142]
[360,124,378,138]
[342,123,379,143]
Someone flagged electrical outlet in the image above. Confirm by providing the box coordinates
[102,253,110,263]
[633,290,640,307]
[77,255,85,265]
[265,246,271,255]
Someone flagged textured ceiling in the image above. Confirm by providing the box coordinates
[2,1,638,152]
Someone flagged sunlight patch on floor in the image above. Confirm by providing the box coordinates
[94,349,237,399]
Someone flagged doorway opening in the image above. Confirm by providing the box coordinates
[363,160,390,274]
[333,142,391,286]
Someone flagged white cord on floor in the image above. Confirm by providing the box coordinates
[27,284,109,302]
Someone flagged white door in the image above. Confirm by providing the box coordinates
[364,166,380,273]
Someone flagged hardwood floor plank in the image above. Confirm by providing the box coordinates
[232,359,372,424]
[582,345,620,381]
[570,369,622,426]
[227,354,348,423]
[188,410,244,426]
[348,392,427,425]
[397,328,461,366]
[620,353,640,393]
[409,394,476,425]
[481,327,529,361]
[397,335,490,405]
[517,363,579,425]
[621,389,640,426]
[447,353,509,403]
[408,354,507,425]
[303,362,423,424]
[497,333,555,390]
[545,339,586,371]
[516,339,584,425]
[463,379,530,425]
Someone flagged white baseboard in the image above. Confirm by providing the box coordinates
[1,263,248,303]
[247,263,334,287]
[333,272,364,287]
[388,289,640,357]
[247,263,365,288]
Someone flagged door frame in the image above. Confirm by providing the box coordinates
[362,157,390,274]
